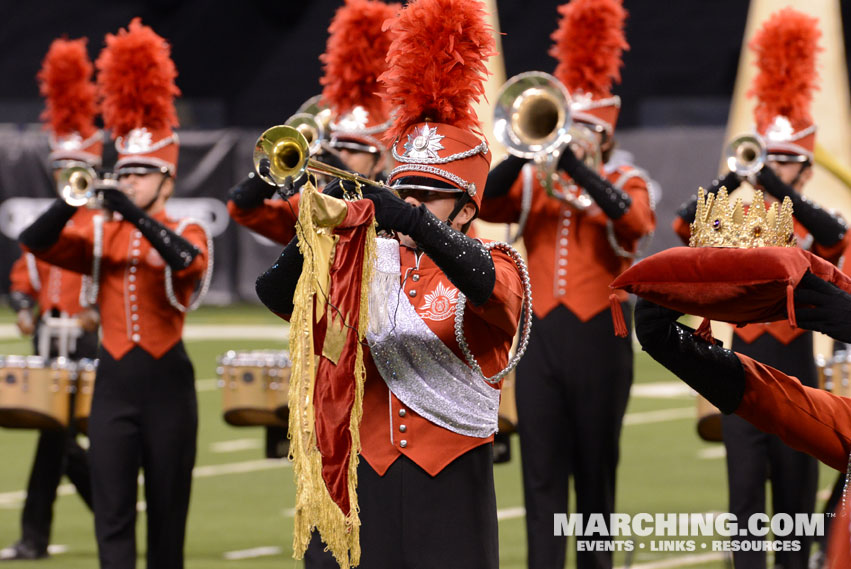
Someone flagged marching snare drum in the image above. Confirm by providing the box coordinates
[218,350,291,427]
[0,355,74,430]
[74,359,97,434]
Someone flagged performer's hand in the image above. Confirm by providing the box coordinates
[78,307,100,333]
[634,298,684,351]
[322,178,360,200]
[16,309,35,336]
[99,188,137,217]
[793,271,851,343]
[556,144,583,176]
[718,170,742,192]
[363,189,421,234]
[754,165,791,200]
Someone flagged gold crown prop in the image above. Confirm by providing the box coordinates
[690,187,796,248]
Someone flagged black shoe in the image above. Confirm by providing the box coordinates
[0,541,48,561]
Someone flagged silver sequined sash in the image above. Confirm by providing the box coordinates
[366,238,500,438]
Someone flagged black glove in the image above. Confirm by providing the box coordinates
[362,189,496,305]
[634,298,745,414]
[100,189,200,271]
[9,291,36,312]
[256,235,303,315]
[484,155,528,200]
[676,171,741,224]
[228,172,276,209]
[793,271,851,344]
[558,146,631,219]
[18,199,78,251]
[757,166,847,247]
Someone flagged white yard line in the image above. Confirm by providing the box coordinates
[623,408,695,425]
[223,546,283,560]
[631,383,694,399]
[210,438,263,453]
[616,552,726,569]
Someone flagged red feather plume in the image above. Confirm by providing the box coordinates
[37,38,98,138]
[549,0,628,98]
[96,18,180,139]
[748,7,821,132]
[320,0,400,120]
[379,0,497,142]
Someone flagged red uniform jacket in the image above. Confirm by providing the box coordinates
[479,164,655,320]
[734,354,851,566]
[359,242,524,476]
[10,208,95,315]
[227,194,300,246]
[674,213,850,344]
[23,210,209,360]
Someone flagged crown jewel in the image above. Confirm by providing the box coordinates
[690,187,796,248]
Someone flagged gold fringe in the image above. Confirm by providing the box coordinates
[288,182,376,569]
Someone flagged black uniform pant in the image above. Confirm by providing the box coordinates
[19,327,98,551]
[723,332,819,569]
[88,344,197,569]
[358,443,498,569]
[517,304,633,569]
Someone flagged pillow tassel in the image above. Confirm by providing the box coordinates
[695,317,716,344]
[610,293,628,337]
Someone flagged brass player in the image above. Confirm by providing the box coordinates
[227,0,397,245]
[672,10,849,567]
[1,38,100,562]
[255,0,529,566]
[478,1,655,567]
[19,19,210,569]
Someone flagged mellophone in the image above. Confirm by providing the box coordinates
[0,355,97,432]
[217,349,521,434]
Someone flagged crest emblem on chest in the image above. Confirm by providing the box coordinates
[418,281,458,321]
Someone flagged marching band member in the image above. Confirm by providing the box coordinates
[1,38,100,562]
[255,0,529,566]
[19,19,210,569]
[672,10,849,567]
[478,1,655,567]
[227,0,397,246]
[634,274,851,568]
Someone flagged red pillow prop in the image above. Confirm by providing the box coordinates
[608,247,851,337]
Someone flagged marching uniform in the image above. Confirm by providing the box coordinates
[21,19,210,569]
[478,2,655,567]
[1,37,102,562]
[672,10,849,567]
[227,191,300,245]
[256,1,529,565]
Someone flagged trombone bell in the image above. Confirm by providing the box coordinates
[253,125,310,186]
[725,134,766,177]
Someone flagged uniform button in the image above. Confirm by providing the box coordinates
[131,314,139,321]
[134,231,141,238]
[132,249,140,256]
[398,409,406,417]
[129,284,136,291]
[558,268,566,276]
[131,258,139,265]
[408,290,417,298]
[399,425,407,433]
[130,267,137,273]
[131,333,141,342]
[132,240,141,246]
[560,238,568,245]
[558,289,566,296]
[400,440,408,448]
[133,325,140,332]
[129,275,136,282]
[412,274,420,282]
[131,305,138,311]
[558,259,567,266]
[558,279,566,286]
[130,295,137,302]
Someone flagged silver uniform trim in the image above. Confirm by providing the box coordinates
[388,164,477,197]
[366,238,499,438]
[392,139,488,165]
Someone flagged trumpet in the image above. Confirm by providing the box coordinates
[253,125,391,194]
[493,71,597,210]
[725,133,766,177]
[56,165,118,207]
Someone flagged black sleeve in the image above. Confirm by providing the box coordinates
[409,208,496,306]
[634,298,745,414]
[255,236,304,315]
[558,148,631,219]
[675,171,741,224]
[18,199,78,251]
[757,166,847,247]
[227,172,276,209]
[100,190,200,271]
[484,155,528,200]
[9,291,36,312]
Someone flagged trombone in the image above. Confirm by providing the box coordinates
[253,125,391,195]
[56,164,118,208]
[493,71,598,210]
[724,133,766,177]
